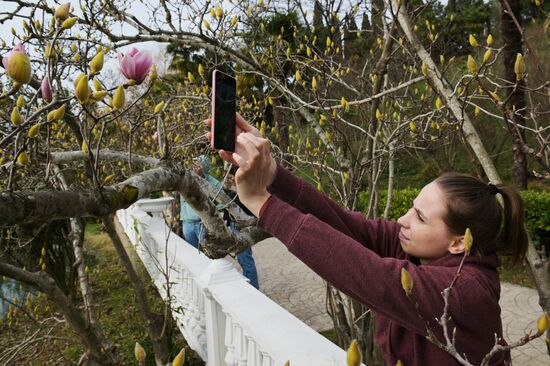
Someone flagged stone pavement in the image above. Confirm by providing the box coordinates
[240,237,549,366]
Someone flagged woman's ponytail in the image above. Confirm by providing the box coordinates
[496,184,529,265]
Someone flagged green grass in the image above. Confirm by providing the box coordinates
[498,256,535,289]
[320,328,340,345]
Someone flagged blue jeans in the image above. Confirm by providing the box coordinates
[182,220,259,289]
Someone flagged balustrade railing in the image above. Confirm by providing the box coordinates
[117,198,359,366]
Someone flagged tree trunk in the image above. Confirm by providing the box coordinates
[101,215,171,365]
[447,0,457,13]
[52,165,110,352]
[500,0,529,189]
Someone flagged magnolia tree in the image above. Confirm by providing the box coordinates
[0,0,549,365]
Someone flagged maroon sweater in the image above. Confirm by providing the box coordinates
[258,165,511,366]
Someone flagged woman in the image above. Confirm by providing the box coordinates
[210,114,527,365]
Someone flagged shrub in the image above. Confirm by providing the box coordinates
[520,190,550,250]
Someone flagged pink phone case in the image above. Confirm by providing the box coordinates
[210,70,218,150]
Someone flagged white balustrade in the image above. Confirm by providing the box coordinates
[116,198,363,366]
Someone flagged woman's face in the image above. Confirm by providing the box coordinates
[397,181,464,264]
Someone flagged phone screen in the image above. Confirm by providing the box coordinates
[212,71,236,151]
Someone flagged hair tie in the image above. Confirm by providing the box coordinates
[487,182,499,195]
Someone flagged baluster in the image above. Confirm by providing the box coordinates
[171,264,186,323]
[260,351,274,366]
[246,337,261,366]
[197,290,207,352]
[235,326,248,366]
[224,314,238,366]
[182,273,194,329]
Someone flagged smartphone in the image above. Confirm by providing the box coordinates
[211,70,236,152]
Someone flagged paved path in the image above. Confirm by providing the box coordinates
[241,238,548,366]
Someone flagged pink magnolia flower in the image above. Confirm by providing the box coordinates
[3,43,32,84]
[41,75,52,101]
[117,47,152,84]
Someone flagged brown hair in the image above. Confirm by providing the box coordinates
[435,173,528,264]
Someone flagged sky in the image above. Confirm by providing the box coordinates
[0,0,453,46]
[0,0,454,78]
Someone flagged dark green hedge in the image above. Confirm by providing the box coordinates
[521,190,550,248]
[358,189,550,248]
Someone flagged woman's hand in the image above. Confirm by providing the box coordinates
[208,114,277,216]
[232,132,276,216]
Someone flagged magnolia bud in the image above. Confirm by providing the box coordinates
[172,348,186,366]
[341,96,347,108]
[464,228,473,255]
[467,55,477,74]
[295,70,302,81]
[135,342,146,364]
[55,3,71,20]
[16,95,24,108]
[11,107,22,126]
[486,34,493,46]
[422,61,428,76]
[17,151,29,166]
[92,90,108,100]
[347,339,362,366]
[81,140,89,155]
[187,72,195,83]
[45,43,57,59]
[93,79,103,91]
[61,17,78,30]
[537,313,549,334]
[6,52,32,84]
[75,74,90,103]
[27,124,40,138]
[41,76,53,102]
[89,50,104,74]
[198,64,205,76]
[469,34,478,47]
[435,97,443,110]
[514,53,525,81]
[215,4,223,18]
[483,49,492,63]
[401,267,413,296]
[154,101,165,114]
[149,64,158,81]
[47,104,66,121]
[103,174,116,184]
[112,85,125,110]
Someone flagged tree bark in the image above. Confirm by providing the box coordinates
[0,186,139,227]
[500,0,529,189]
